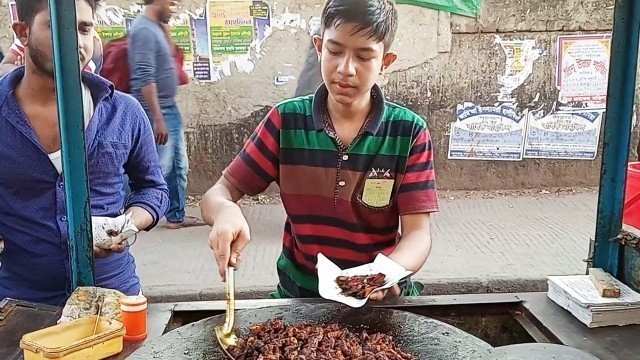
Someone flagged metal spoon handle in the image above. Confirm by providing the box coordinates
[223,266,235,334]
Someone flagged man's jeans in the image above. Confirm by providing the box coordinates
[124,105,188,223]
[156,105,189,223]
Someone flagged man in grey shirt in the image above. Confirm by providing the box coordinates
[128,0,201,229]
[294,26,323,97]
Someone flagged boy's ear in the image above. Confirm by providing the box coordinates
[381,51,398,73]
[313,34,323,62]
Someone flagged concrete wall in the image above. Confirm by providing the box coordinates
[0,0,635,194]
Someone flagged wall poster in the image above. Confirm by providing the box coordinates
[448,103,527,161]
[557,34,611,108]
[524,108,603,160]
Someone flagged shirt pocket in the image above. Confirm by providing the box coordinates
[93,140,129,173]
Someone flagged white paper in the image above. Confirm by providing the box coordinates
[92,213,139,250]
[317,253,413,308]
[547,275,640,307]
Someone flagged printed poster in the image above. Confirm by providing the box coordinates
[170,24,194,76]
[495,37,544,102]
[524,108,603,160]
[9,1,17,22]
[9,1,17,41]
[251,1,271,43]
[448,103,527,161]
[96,25,126,42]
[207,0,254,65]
[557,34,611,107]
[190,13,213,81]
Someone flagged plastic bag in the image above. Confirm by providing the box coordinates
[92,213,139,250]
[58,286,125,324]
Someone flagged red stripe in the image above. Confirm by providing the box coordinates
[403,167,436,183]
[293,223,393,245]
[397,191,439,215]
[281,194,400,228]
[224,160,269,196]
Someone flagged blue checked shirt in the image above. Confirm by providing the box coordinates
[0,68,169,306]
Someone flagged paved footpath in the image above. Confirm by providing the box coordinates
[130,192,597,302]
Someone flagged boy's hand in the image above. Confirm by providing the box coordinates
[208,206,251,279]
[368,285,401,301]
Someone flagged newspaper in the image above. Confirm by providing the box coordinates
[547,275,640,307]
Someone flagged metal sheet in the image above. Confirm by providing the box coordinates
[127,303,493,359]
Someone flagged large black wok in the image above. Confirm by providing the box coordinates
[128,303,492,359]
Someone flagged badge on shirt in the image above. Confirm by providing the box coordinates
[360,168,395,208]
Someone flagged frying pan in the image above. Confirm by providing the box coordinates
[127,303,492,359]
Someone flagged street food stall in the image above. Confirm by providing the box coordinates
[2,0,640,359]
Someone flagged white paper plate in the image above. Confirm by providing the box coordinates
[317,253,413,308]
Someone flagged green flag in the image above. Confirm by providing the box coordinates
[396,0,482,17]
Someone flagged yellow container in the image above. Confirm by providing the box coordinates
[20,316,125,359]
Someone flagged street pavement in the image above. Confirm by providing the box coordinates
[130,191,597,302]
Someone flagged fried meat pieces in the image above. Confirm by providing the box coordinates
[228,319,416,360]
[336,273,386,299]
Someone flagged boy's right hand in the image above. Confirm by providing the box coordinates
[208,205,251,279]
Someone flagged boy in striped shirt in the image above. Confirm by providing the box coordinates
[202,0,438,299]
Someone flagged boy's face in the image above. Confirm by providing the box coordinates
[314,22,397,106]
[13,0,95,78]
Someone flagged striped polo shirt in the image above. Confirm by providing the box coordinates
[224,84,439,297]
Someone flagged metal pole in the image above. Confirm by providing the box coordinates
[593,0,640,280]
[49,0,95,287]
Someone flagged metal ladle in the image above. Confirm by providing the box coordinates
[215,266,237,359]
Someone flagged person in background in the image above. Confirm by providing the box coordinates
[128,0,203,229]
[202,0,437,299]
[0,28,103,77]
[294,25,323,97]
[0,0,169,306]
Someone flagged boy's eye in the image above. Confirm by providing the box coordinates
[327,49,341,55]
[358,56,373,62]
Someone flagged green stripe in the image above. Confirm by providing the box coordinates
[281,129,413,156]
[277,96,314,116]
[281,129,336,151]
[384,102,428,128]
[350,135,413,156]
[276,253,319,293]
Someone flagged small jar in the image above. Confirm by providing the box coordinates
[120,295,148,341]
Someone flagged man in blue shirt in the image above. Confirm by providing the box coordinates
[0,0,169,306]
[128,0,202,229]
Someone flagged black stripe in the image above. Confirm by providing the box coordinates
[295,234,397,253]
[279,110,424,140]
[281,149,407,173]
[253,135,279,167]
[283,242,366,272]
[280,112,316,131]
[289,214,398,236]
[263,116,281,142]
[239,151,273,184]
[409,139,431,156]
[398,180,437,194]
[376,118,423,138]
[406,160,434,173]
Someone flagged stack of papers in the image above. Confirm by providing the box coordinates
[548,275,640,328]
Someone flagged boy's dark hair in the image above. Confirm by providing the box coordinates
[321,0,398,50]
[143,0,155,5]
[16,0,100,25]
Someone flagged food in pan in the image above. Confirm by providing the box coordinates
[336,273,386,299]
[228,319,416,360]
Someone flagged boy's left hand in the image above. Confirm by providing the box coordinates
[369,285,401,301]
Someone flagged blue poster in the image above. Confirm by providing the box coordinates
[524,109,603,160]
[448,103,526,161]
